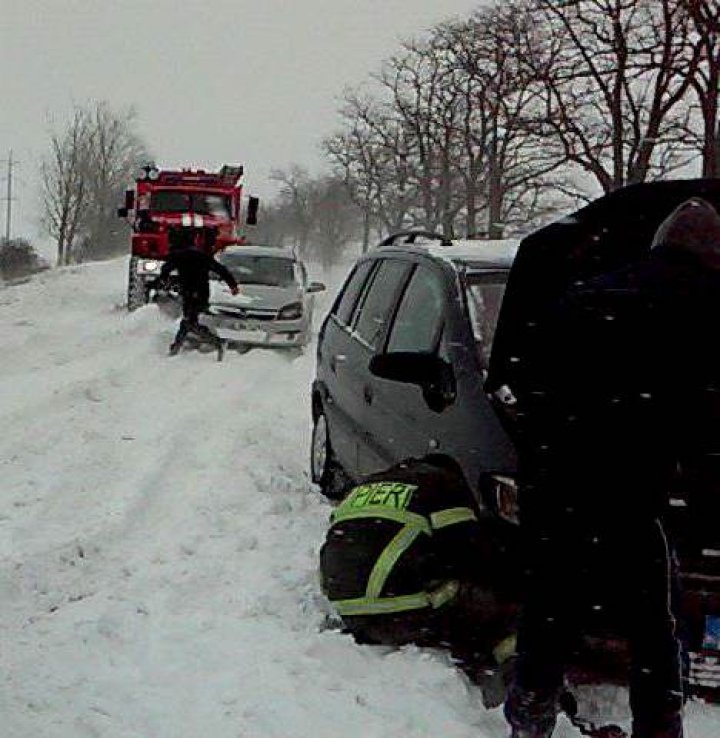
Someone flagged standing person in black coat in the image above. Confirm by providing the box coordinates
[319,456,520,707]
[504,199,720,738]
[156,227,239,359]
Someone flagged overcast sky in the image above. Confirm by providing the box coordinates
[2,0,482,244]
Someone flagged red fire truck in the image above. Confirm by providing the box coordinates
[117,163,259,309]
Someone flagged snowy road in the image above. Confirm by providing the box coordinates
[1,259,718,737]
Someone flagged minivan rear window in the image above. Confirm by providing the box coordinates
[464,272,508,366]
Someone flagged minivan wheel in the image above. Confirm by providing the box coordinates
[311,410,350,500]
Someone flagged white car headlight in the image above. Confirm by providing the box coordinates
[277,301,303,320]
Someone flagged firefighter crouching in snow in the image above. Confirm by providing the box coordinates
[319,457,520,707]
[152,226,239,359]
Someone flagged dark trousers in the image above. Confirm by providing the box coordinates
[172,289,222,350]
[506,514,684,738]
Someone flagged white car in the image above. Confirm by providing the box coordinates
[204,246,325,348]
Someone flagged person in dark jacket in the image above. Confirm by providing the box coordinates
[156,227,239,359]
[504,199,720,738]
[319,456,520,707]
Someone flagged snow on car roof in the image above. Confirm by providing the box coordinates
[421,238,519,268]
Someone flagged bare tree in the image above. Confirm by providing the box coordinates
[310,177,361,271]
[438,3,574,238]
[41,101,149,266]
[527,0,699,192]
[80,102,149,261]
[41,108,90,266]
[269,166,317,257]
[683,0,720,176]
[325,92,417,248]
[261,167,362,267]
[327,5,579,243]
[375,39,468,235]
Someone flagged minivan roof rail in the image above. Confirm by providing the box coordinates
[378,230,453,248]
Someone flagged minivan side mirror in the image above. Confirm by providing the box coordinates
[370,351,456,411]
[308,281,326,294]
[369,352,444,385]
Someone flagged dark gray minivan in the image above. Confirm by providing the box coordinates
[310,231,519,512]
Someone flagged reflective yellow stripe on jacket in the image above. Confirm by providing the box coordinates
[333,579,461,616]
[430,506,477,529]
[328,482,476,616]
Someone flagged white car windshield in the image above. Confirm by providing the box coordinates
[218,253,297,287]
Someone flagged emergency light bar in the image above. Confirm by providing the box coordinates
[136,164,160,181]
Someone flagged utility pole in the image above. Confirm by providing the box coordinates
[6,150,12,242]
[2,150,17,243]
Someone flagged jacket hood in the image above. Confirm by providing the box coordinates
[651,198,720,268]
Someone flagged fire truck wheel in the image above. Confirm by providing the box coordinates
[127,256,150,311]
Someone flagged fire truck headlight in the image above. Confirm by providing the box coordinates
[148,168,160,181]
[137,167,149,180]
[142,260,160,273]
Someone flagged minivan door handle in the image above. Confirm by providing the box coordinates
[331,354,347,373]
[363,385,374,405]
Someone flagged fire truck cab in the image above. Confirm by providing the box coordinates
[118,163,259,310]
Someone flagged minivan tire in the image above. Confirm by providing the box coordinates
[311,409,350,500]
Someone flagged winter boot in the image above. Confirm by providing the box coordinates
[505,684,559,738]
[478,654,516,709]
[560,691,628,738]
[216,340,226,362]
[169,341,182,356]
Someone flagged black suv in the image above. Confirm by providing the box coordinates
[310,230,518,511]
[311,180,720,697]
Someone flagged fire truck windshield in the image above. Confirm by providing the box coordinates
[150,190,232,218]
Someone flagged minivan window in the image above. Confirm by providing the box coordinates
[334,261,374,326]
[464,272,507,366]
[353,260,409,349]
[386,266,445,353]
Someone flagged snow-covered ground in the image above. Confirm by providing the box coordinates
[0,259,718,738]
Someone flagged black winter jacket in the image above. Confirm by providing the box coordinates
[159,248,237,298]
[515,201,720,526]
